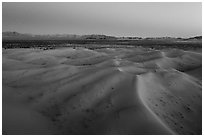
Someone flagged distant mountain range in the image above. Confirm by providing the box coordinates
[2,32,117,40]
[2,31,202,41]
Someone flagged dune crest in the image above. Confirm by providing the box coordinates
[3,47,202,134]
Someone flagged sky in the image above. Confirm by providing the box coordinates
[2,2,202,37]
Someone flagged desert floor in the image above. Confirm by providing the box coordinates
[2,47,202,135]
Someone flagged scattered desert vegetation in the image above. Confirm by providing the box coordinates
[2,32,202,50]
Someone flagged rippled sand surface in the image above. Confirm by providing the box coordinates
[2,47,202,135]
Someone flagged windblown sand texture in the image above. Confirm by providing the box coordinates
[2,47,202,135]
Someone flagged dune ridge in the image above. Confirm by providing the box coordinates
[2,47,202,134]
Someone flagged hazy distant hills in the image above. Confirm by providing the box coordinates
[2,31,81,40]
[2,32,117,40]
[2,31,202,41]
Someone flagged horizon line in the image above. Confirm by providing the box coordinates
[2,31,202,39]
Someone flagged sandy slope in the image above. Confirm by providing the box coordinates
[2,47,202,135]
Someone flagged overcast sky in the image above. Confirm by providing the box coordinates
[2,2,202,37]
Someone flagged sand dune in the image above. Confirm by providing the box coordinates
[2,47,202,135]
